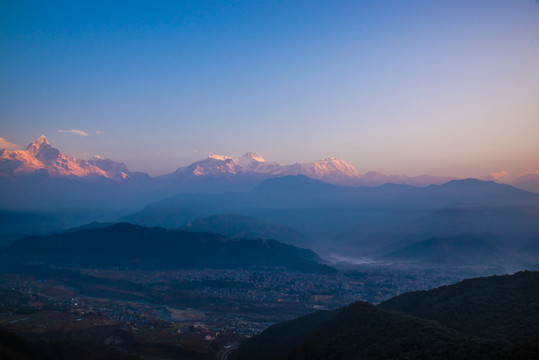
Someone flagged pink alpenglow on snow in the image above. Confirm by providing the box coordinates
[0,135,130,180]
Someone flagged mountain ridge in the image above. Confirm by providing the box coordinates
[382,235,527,270]
[2,136,537,214]
[4,222,335,273]
[2,136,537,193]
[128,175,539,261]
[0,135,140,181]
[1,136,455,187]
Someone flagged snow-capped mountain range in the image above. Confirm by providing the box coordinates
[0,136,366,185]
[1,136,538,213]
[3,135,536,191]
[0,135,135,181]
[171,152,362,185]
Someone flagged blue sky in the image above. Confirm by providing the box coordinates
[1,0,538,177]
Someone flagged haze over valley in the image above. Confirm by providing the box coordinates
[1,134,539,359]
[2,1,539,359]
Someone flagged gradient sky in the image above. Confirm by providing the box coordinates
[1,0,538,178]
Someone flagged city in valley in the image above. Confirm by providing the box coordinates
[0,262,501,359]
[2,1,539,359]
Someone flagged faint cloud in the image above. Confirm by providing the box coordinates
[58,129,89,136]
[0,136,20,150]
[96,130,104,135]
[328,254,376,265]
[490,170,510,181]
[519,170,539,177]
[193,149,198,153]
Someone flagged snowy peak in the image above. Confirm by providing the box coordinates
[87,156,130,180]
[241,152,266,163]
[279,157,361,185]
[1,138,456,187]
[24,135,60,165]
[0,136,134,181]
[178,153,241,176]
[236,152,283,174]
[172,151,362,185]
[207,153,233,161]
[25,135,49,152]
[310,158,360,177]
[177,152,276,177]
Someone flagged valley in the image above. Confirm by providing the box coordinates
[3,2,539,358]
[1,138,539,359]
[1,259,498,360]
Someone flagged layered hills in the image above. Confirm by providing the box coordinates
[2,136,539,271]
[128,176,539,269]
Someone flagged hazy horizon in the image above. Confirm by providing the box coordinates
[2,3,539,358]
[1,1,539,178]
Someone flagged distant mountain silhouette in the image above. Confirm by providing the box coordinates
[0,210,65,248]
[251,175,340,195]
[425,178,536,204]
[181,214,309,246]
[129,177,539,262]
[4,223,334,273]
[382,235,527,270]
[362,204,539,263]
[233,271,539,360]
[65,221,118,232]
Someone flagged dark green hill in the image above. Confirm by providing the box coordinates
[379,271,539,341]
[283,301,496,360]
[234,302,497,360]
[234,309,339,360]
[233,271,539,360]
[0,329,139,360]
[4,223,335,273]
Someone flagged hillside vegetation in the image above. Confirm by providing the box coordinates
[233,271,539,360]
